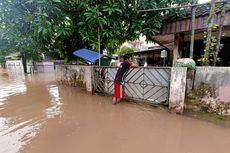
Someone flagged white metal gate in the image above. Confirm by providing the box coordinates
[94,67,171,104]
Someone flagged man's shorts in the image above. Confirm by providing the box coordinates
[113,82,124,99]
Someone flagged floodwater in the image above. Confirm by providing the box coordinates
[0,68,230,153]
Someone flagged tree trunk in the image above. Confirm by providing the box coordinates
[189,0,196,59]
[214,9,225,66]
[203,0,216,66]
[21,52,27,73]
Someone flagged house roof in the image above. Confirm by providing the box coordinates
[158,2,230,36]
[151,1,230,51]
[165,1,230,23]
[128,46,165,55]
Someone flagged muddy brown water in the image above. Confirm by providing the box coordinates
[0,69,230,153]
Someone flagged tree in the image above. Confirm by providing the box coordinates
[0,0,74,70]
[199,1,229,66]
[115,46,135,55]
[79,0,194,54]
[0,0,193,68]
[201,0,216,66]
[0,51,6,64]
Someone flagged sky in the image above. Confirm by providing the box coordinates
[198,0,211,4]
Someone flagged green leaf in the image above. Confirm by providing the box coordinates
[38,27,43,33]
[46,21,51,25]
[53,0,61,3]
[43,13,48,17]
[26,0,34,4]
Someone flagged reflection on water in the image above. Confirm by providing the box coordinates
[0,118,42,153]
[0,70,27,109]
[0,69,62,153]
[0,117,10,132]
[0,70,38,153]
[0,83,27,106]
[46,85,63,118]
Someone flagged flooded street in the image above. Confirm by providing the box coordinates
[1,69,230,153]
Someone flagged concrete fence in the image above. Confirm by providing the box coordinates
[5,60,24,74]
[55,65,187,113]
[56,65,93,94]
[186,67,230,116]
[56,65,230,116]
[35,62,55,73]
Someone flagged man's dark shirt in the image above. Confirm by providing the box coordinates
[114,61,131,85]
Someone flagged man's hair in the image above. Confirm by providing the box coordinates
[120,54,130,60]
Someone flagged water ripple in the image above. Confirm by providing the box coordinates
[45,85,63,118]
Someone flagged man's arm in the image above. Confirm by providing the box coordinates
[126,60,138,68]
[130,63,138,68]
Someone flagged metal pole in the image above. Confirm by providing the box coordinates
[190,2,196,59]
[97,4,101,66]
[98,27,101,66]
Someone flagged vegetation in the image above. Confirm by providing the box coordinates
[0,0,193,66]
[115,46,135,55]
[200,1,229,66]
[0,52,5,64]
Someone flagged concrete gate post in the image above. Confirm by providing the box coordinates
[85,66,94,94]
[169,67,187,114]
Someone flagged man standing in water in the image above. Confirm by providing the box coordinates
[113,55,138,105]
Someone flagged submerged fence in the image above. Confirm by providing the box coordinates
[56,65,187,113]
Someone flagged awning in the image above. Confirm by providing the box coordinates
[151,34,174,51]
[73,48,104,63]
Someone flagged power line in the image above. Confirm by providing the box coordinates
[138,0,229,12]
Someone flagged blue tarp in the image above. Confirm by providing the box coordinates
[73,48,104,63]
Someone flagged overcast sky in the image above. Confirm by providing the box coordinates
[198,0,211,3]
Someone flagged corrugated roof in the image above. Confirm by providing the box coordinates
[164,1,230,23]
[73,48,104,63]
